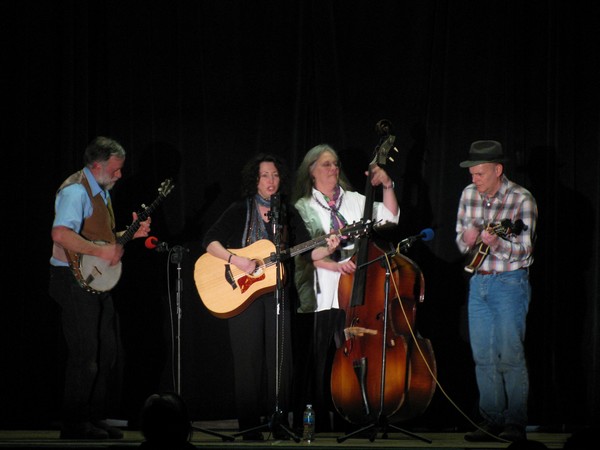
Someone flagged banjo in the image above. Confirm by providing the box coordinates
[67,178,174,293]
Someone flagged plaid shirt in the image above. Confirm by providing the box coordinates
[456,175,537,273]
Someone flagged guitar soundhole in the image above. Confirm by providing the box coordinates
[250,261,263,277]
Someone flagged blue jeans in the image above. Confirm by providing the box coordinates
[468,269,530,427]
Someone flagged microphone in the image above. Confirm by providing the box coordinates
[398,228,435,249]
[270,193,281,235]
[145,236,170,252]
[270,193,280,214]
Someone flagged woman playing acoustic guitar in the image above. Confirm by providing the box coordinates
[202,153,339,441]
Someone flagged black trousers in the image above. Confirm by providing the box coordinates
[291,308,345,432]
[48,266,119,425]
[228,292,292,431]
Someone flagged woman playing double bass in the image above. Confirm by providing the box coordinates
[291,144,399,432]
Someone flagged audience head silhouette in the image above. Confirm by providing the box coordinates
[139,392,193,449]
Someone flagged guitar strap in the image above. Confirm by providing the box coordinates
[107,195,115,231]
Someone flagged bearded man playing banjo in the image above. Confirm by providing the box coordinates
[49,136,151,440]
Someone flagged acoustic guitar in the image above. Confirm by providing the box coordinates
[464,218,527,273]
[67,178,174,293]
[194,219,373,318]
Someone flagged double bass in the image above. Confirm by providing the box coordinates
[330,121,437,437]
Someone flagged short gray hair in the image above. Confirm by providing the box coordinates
[83,136,126,167]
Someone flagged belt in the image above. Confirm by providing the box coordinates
[476,268,528,275]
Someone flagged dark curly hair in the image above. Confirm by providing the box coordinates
[240,153,289,197]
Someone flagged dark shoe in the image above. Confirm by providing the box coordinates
[60,422,109,440]
[242,431,264,441]
[272,428,291,440]
[91,420,124,439]
[499,423,526,442]
[464,422,502,442]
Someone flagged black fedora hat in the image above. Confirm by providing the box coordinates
[459,140,506,168]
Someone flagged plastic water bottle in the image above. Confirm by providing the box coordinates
[303,404,315,443]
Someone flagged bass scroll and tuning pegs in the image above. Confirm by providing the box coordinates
[375,119,392,136]
[372,119,398,166]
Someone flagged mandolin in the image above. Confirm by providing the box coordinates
[464,218,527,273]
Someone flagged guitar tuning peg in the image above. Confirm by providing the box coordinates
[141,203,147,208]
[389,157,395,162]
[393,146,399,153]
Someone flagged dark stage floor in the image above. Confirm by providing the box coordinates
[0,424,572,450]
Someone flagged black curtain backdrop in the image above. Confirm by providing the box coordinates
[4,0,599,430]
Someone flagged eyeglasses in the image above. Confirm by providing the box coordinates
[317,161,341,169]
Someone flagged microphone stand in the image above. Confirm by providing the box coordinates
[169,245,188,397]
[269,199,301,442]
[397,229,435,253]
[397,238,418,253]
[168,244,234,442]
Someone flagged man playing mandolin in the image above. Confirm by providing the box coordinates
[49,137,152,440]
[455,140,538,443]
